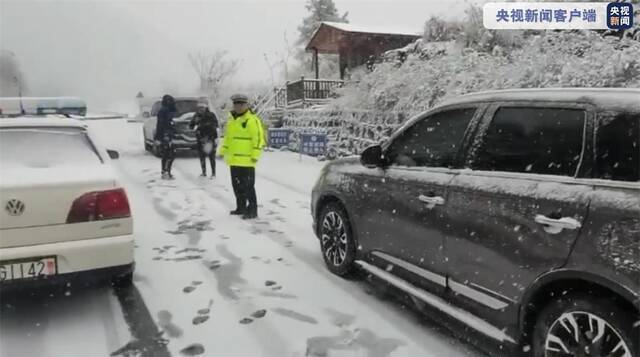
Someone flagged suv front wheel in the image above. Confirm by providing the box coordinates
[533,294,638,357]
[318,202,356,277]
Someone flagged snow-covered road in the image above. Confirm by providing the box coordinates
[1,119,486,357]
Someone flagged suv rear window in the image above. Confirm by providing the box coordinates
[151,100,200,117]
[0,127,102,168]
[474,107,586,177]
[176,100,199,116]
[596,112,640,182]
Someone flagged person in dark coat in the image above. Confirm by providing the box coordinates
[154,94,177,180]
[190,103,219,178]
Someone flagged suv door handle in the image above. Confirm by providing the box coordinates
[418,194,445,206]
[534,214,582,233]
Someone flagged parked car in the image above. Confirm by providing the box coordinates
[142,96,208,156]
[0,118,134,290]
[311,88,640,356]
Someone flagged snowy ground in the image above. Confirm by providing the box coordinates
[1,119,486,357]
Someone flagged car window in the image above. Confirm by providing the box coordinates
[596,112,640,182]
[0,127,102,168]
[150,101,161,116]
[386,108,476,168]
[175,100,199,116]
[474,107,585,176]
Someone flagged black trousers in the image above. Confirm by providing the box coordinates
[230,166,256,214]
[197,138,216,176]
[160,139,175,174]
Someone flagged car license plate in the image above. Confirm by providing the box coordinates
[0,256,57,282]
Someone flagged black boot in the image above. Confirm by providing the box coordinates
[242,211,257,220]
[230,209,244,215]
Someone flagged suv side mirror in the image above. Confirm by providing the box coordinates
[360,145,383,167]
[107,149,120,160]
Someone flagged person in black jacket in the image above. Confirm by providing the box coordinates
[190,103,219,178]
[154,94,177,180]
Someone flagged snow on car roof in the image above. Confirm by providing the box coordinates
[320,21,421,36]
[441,88,640,110]
[0,116,87,129]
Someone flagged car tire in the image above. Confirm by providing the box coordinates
[532,293,639,357]
[318,202,357,277]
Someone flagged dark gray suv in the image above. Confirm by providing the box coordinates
[311,88,640,356]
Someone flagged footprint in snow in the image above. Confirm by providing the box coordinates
[183,281,203,294]
[205,260,221,270]
[173,255,202,262]
[239,309,267,324]
[252,309,267,318]
[193,299,213,325]
[265,280,277,287]
[192,315,209,325]
[175,248,206,254]
[180,343,205,356]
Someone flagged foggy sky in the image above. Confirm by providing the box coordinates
[0,0,462,112]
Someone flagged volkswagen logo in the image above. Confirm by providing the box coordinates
[5,199,26,216]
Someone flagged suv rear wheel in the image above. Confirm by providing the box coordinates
[318,202,356,277]
[533,294,638,357]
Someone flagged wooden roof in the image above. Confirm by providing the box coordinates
[305,21,421,54]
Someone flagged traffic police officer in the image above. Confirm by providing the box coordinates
[217,94,265,219]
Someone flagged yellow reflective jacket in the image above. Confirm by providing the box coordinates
[217,110,266,167]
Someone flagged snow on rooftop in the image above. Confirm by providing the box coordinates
[321,21,421,37]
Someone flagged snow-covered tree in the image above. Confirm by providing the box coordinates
[0,50,27,97]
[423,16,461,42]
[291,0,349,80]
[296,0,348,46]
[188,50,240,103]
